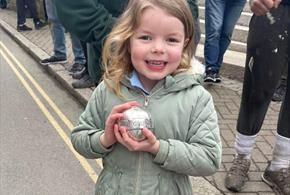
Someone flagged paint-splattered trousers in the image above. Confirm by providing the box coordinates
[237,4,290,138]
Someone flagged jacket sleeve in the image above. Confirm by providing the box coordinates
[71,84,114,159]
[54,0,115,44]
[153,87,222,176]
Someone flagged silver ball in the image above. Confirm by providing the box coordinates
[118,106,153,141]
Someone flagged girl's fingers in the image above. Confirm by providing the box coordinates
[111,101,139,114]
[119,126,131,142]
[114,124,123,142]
[142,128,156,145]
[106,113,123,125]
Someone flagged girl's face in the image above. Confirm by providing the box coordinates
[129,6,188,91]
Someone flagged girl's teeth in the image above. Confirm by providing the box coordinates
[149,61,163,65]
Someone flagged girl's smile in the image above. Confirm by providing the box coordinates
[145,60,168,71]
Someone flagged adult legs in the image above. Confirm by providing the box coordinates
[204,0,225,73]
[88,43,102,84]
[225,6,290,192]
[16,0,26,25]
[71,45,95,89]
[50,21,67,59]
[237,7,289,136]
[45,0,66,59]
[39,0,67,65]
[272,62,288,102]
[24,0,40,24]
[277,61,290,138]
[217,0,246,68]
[70,33,86,65]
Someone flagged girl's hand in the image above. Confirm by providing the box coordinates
[100,101,139,148]
[114,126,160,154]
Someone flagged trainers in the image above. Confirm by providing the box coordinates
[17,24,32,32]
[272,84,286,102]
[225,154,251,192]
[204,71,221,83]
[262,161,290,195]
[72,74,95,89]
[34,21,46,30]
[40,56,67,66]
[68,63,85,75]
[72,67,87,79]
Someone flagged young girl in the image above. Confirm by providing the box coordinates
[72,0,221,194]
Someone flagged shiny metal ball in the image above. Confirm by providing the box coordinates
[118,106,153,141]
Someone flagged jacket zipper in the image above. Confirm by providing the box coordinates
[133,88,162,194]
[117,171,122,195]
[134,152,143,195]
[143,87,163,107]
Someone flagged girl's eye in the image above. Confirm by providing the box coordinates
[167,38,179,43]
[139,35,151,40]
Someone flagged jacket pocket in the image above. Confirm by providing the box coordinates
[159,174,179,195]
[95,170,124,195]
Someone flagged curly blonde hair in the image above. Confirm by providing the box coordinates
[102,0,195,97]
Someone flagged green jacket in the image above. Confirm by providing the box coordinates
[72,72,221,195]
[55,0,199,83]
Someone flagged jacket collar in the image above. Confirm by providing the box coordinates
[122,70,201,95]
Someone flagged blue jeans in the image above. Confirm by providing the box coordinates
[45,0,86,64]
[204,0,246,73]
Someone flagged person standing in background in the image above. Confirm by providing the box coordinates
[0,0,7,9]
[203,0,246,83]
[16,0,45,31]
[40,0,87,82]
[225,0,290,194]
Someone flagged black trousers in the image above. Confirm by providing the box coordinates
[16,0,39,25]
[279,62,288,88]
[237,5,290,138]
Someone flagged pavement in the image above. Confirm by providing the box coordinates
[0,8,282,195]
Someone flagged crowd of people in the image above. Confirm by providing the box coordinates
[5,0,289,194]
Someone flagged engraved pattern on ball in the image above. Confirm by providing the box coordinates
[118,106,153,141]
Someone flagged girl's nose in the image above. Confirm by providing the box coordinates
[151,41,165,54]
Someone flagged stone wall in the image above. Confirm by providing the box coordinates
[8,0,46,20]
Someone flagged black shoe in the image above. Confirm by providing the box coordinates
[72,74,95,89]
[272,84,286,102]
[72,67,87,79]
[68,63,86,75]
[17,24,32,32]
[40,56,67,65]
[34,20,46,30]
[204,71,221,83]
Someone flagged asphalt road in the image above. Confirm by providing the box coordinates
[0,28,100,194]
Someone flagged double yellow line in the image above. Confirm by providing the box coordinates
[0,42,101,183]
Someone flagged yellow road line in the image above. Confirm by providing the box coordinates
[0,48,98,182]
[0,42,103,168]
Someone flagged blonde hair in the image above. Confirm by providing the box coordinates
[102,0,195,97]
